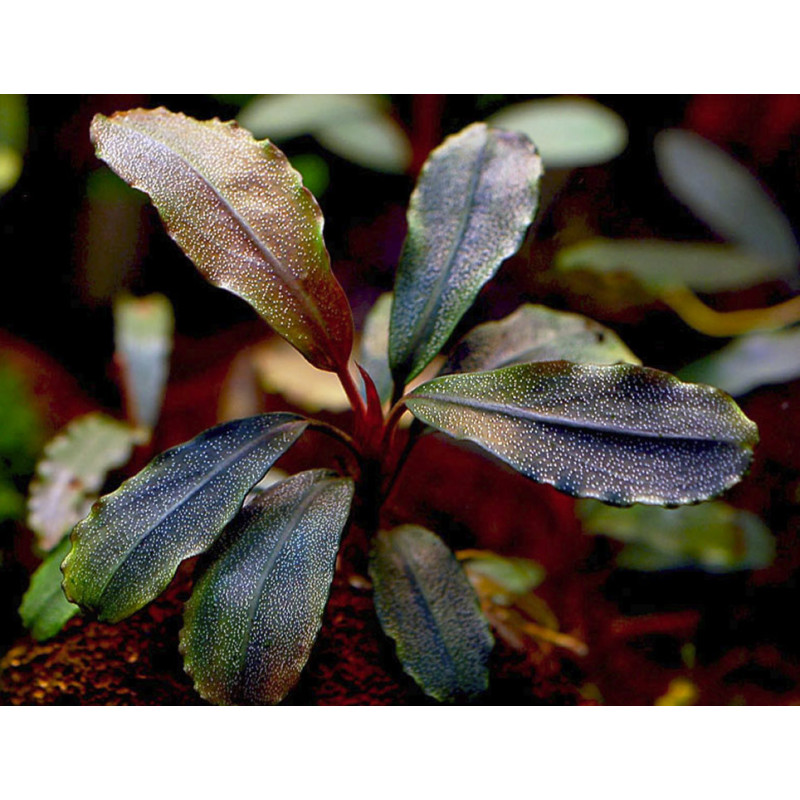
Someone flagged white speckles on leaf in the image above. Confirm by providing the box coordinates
[61,413,307,623]
[389,123,543,386]
[406,363,759,506]
[90,108,354,372]
[180,470,354,705]
[369,525,494,702]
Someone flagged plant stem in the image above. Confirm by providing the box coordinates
[337,362,367,424]
[306,420,361,473]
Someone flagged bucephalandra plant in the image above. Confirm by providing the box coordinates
[56,107,759,705]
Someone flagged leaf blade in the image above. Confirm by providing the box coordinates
[406,363,758,506]
[370,525,493,702]
[91,108,354,372]
[62,413,307,623]
[389,123,542,385]
[180,470,354,705]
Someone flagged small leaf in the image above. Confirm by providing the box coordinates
[114,293,174,432]
[405,363,758,506]
[91,108,354,372]
[180,470,354,705]
[556,238,793,292]
[458,550,545,596]
[442,304,640,375]
[678,327,800,397]
[370,525,494,702]
[62,413,307,623]
[239,94,411,174]
[0,94,27,195]
[487,96,628,168]
[389,123,543,386]
[655,129,800,271]
[27,413,142,552]
[19,537,78,641]
[357,292,394,403]
[579,499,774,572]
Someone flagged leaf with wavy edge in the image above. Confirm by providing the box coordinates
[405,363,758,506]
[180,470,354,705]
[656,128,800,272]
[19,537,79,641]
[389,123,542,386]
[442,304,640,375]
[62,413,307,623]
[370,525,493,702]
[114,293,174,432]
[27,413,142,552]
[91,108,354,372]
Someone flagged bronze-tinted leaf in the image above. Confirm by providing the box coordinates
[389,123,542,386]
[442,304,639,375]
[405,363,758,506]
[180,470,354,705]
[62,413,307,623]
[91,108,354,372]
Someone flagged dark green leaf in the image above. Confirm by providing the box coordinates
[487,97,628,168]
[555,238,792,292]
[389,123,543,385]
[579,499,774,572]
[114,293,174,432]
[405,363,758,506]
[656,129,800,271]
[91,108,354,372]
[357,292,394,403]
[27,413,142,552]
[19,537,78,641]
[62,413,307,623]
[370,525,494,702]
[678,327,800,397]
[442,304,640,375]
[180,470,354,705]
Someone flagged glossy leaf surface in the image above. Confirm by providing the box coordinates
[442,304,640,375]
[656,129,800,271]
[62,413,307,623]
[406,363,758,506]
[27,413,142,551]
[370,525,493,702]
[357,292,394,403]
[556,238,792,292]
[91,108,353,372]
[180,470,354,705]
[487,97,628,168]
[114,293,174,432]
[19,537,79,641]
[579,499,774,572]
[679,327,800,397]
[389,123,542,385]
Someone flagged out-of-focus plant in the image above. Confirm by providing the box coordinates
[44,108,759,705]
[0,94,27,197]
[20,294,173,641]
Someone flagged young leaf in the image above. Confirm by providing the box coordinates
[114,293,174,432]
[0,94,27,195]
[62,413,307,623]
[389,123,543,386]
[458,551,545,597]
[405,363,759,506]
[655,129,800,272]
[357,291,394,404]
[369,525,494,702]
[19,537,78,641]
[579,499,774,572]
[27,413,142,552]
[442,304,640,375]
[678,327,800,397]
[180,470,354,705]
[487,97,628,169]
[556,238,793,293]
[90,108,354,372]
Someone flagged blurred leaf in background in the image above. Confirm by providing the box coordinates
[0,94,27,196]
[238,94,412,176]
[579,500,775,572]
